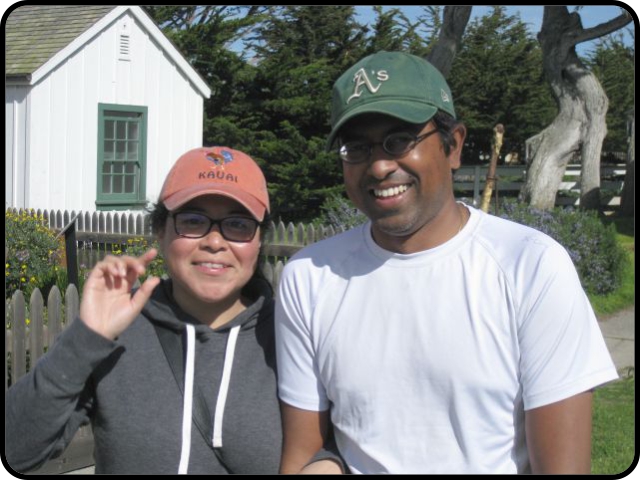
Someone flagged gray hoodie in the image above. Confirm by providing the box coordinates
[5,278,282,474]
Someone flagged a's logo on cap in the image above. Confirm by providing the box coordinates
[206,150,234,170]
[441,89,450,103]
[347,68,389,104]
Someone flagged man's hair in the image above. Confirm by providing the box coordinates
[432,111,464,157]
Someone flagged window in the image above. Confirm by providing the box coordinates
[97,104,147,210]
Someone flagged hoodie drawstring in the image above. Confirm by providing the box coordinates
[178,324,241,474]
[213,325,240,448]
[178,324,196,474]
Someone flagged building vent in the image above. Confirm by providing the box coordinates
[117,17,132,61]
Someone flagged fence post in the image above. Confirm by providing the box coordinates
[10,291,27,382]
[57,213,80,288]
[29,289,45,364]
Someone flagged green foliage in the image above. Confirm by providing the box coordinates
[499,201,626,295]
[448,7,557,164]
[5,210,65,299]
[587,34,635,154]
[121,237,167,281]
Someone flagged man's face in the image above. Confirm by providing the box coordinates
[340,113,465,253]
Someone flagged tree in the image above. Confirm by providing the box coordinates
[588,33,635,154]
[247,6,368,221]
[519,6,632,210]
[427,6,472,77]
[446,7,556,164]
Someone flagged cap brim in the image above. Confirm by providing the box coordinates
[326,100,438,151]
[163,184,268,222]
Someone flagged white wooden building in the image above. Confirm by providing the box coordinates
[5,5,211,212]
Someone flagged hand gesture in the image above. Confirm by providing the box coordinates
[79,249,162,340]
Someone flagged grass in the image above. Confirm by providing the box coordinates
[588,214,635,317]
[590,213,635,475]
[592,373,635,475]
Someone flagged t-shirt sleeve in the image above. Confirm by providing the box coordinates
[275,261,330,411]
[517,242,618,410]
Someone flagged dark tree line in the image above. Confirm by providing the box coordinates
[144,6,633,222]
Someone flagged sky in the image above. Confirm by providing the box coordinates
[1,4,634,59]
[355,5,635,57]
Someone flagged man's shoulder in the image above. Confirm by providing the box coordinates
[290,223,366,260]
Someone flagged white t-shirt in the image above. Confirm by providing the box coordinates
[275,206,618,474]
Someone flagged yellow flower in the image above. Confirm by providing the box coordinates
[25,318,30,326]
[21,264,27,270]
[30,277,36,283]
[20,277,26,283]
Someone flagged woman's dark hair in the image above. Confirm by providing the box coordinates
[147,201,274,295]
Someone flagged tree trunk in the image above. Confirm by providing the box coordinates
[520,6,631,210]
[427,6,472,77]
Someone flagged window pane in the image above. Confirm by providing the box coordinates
[105,120,115,139]
[128,122,139,140]
[116,142,126,161]
[116,121,127,140]
[102,173,111,193]
[128,141,139,161]
[125,173,135,193]
[113,174,123,193]
[104,141,114,161]
[125,163,136,174]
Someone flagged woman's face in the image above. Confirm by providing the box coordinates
[159,195,261,320]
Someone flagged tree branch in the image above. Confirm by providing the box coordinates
[573,11,632,45]
[427,6,472,77]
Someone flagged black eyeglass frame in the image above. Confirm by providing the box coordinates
[171,211,260,242]
[338,128,440,164]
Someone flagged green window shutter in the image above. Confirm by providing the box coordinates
[96,103,148,210]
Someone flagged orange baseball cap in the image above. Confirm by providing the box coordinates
[159,147,270,221]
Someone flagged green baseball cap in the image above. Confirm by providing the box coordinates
[327,51,456,150]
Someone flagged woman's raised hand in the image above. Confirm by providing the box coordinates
[79,249,162,340]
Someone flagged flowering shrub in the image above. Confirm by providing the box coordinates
[499,200,625,295]
[121,237,166,280]
[5,210,65,299]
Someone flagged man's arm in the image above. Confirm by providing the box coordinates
[525,391,593,474]
[280,402,342,474]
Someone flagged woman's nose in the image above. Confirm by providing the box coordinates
[199,224,227,249]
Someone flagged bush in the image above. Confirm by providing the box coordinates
[499,200,625,295]
[5,210,65,299]
[121,237,166,280]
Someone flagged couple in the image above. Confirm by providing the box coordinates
[5,51,617,475]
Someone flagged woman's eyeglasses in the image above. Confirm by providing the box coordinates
[338,128,439,164]
[171,212,259,242]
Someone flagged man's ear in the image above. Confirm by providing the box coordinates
[449,124,467,170]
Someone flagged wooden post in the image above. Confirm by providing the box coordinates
[480,124,505,213]
[56,213,80,288]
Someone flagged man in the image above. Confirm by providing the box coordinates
[275,51,618,474]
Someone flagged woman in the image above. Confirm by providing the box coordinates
[6,147,285,474]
